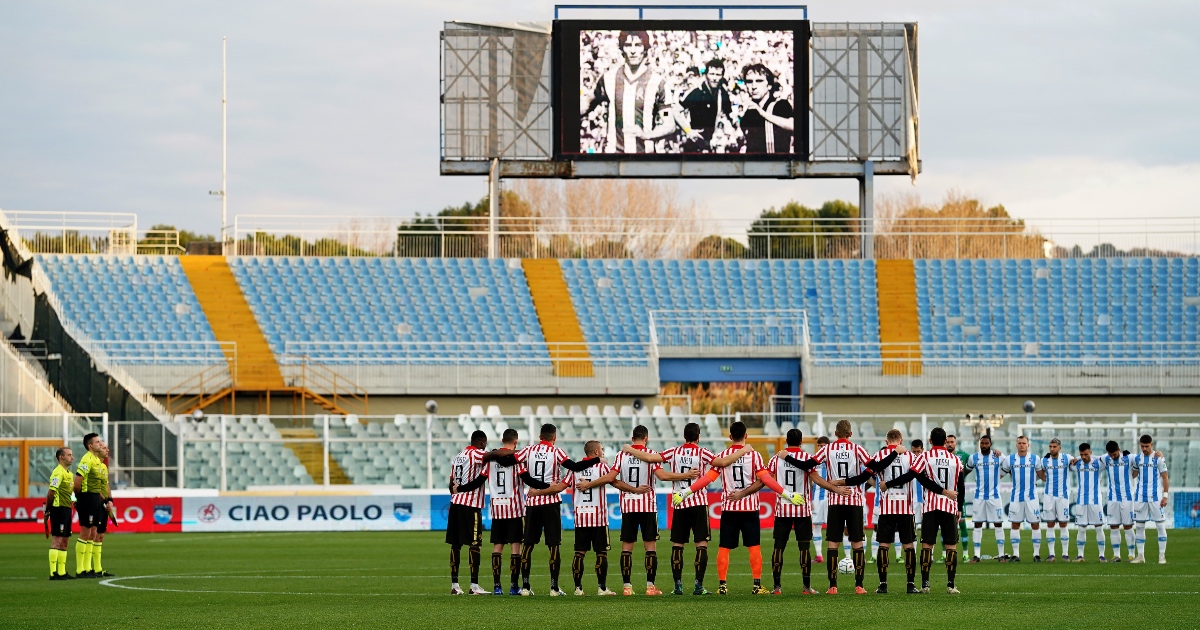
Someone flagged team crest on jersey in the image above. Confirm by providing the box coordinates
[154,504,174,525]
[393,502,412,522]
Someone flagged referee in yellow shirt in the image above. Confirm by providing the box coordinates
[45,447,76,580]
[74,433,114,578]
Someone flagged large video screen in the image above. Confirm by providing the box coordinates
[555,20,809,159]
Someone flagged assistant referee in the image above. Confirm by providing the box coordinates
[45,447,75,580]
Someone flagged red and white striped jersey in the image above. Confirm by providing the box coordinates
[613,447,660,513]
[449,446,487,508]
[767,448,814,518]
[716,445,766,512]
[814,439,872,507]
[566,463,611,528]
[516,442,569,507]
[870,446,926,516]
[660,444,715,509]
[921,447,963,515]
[487,460,527,520]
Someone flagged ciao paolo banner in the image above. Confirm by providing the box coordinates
[0,498,182,534]
[181,495,433,532]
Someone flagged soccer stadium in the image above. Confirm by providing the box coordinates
[2,4,1197,629]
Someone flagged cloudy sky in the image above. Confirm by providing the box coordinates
[2,0,1198,237]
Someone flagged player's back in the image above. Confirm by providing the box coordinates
[921,449,962,514]
[716,445,764,511]
[873,448,920,515]
[568,465,609,528]
[767,448,812,517]
[519,442,568,506]
[450,446,486,508]
[613,449,658,512]
[661,443,714,509]
[816,439,870,506]
[487,459,526,519]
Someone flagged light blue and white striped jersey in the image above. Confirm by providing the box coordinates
[914,474,925,504]
[1002,454,1042,502]
[814,463,827,501]
[1132,453,1168,502]
[1105,453,1134,502]
[1041,453,1072,498]
[965,452,1004,500]
[1072,457,1105,506]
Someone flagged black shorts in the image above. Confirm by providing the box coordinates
[719,510,760,550]
[490,517,524,546]
[48,506,72,538]
[523,504,562,547]
[670,506,711,545]
[875,514,915,545]
[920,510,960,546]
[620,512,659,544]
[575,526,611,554]
[96,506,109,534]
[77,493,102,528]
[825,505,865,544]
[772,516,813,544]
[445,504,483,547]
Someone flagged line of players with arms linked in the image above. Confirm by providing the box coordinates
[43,433,118,580]
[446,419,1172,597]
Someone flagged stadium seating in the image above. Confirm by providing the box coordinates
[37,255,221,363]
[560,259,880,358]
[183,416,312,490]
[229,257,549,364]
[915,258,1200,362]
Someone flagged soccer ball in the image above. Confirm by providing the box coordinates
[838,557,854,574]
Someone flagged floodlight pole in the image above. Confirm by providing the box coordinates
[221,36,228,255]
[488,158,499,258]
[860,160,874,259]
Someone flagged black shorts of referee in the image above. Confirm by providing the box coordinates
[445,503,483,547]
[76,492,103,528]
[875,514,916,546]
[670,506,711,545]
[719,510,760,550]
[773,516,813,544]
[825,505,864,543]
[523,504,562,547]
[48,506,73,538]
[920,510,959,546]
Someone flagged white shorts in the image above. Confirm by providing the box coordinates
[812,498,828,525]
[1074,504,1105,527]
[1007,500,1041,524]
[1041,496,1071,523]
[914,504,924,525]
[1132,501,1167,523]
[1106,501,1133,527]
[972,498,1004,524]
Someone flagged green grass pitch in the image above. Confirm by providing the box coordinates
[3,531,1196,628]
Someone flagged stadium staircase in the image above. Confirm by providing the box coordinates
[278,428,351,484]
[521,259,594,377]
[876,259,923,375]
[176,256,366,416]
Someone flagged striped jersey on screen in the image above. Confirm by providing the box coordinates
[1104,453,1135,502]
[660,444,715,510]
[487,460,527,520]
[1132,453,1168,502]
[1002,454,1041,503]
[566,464,610,528]
[517,442,570,507]
[449,446,487,508]
[715,446,766,512]
[1072,458,1105,506]
[813,463,828,502]
[613,447,660,513]
[921,448,963,515]
[1041,453,1072,498]
[814,439,872,507]
[767,448,814,518]
[965,452,1004,500]
[870,447,926,516]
